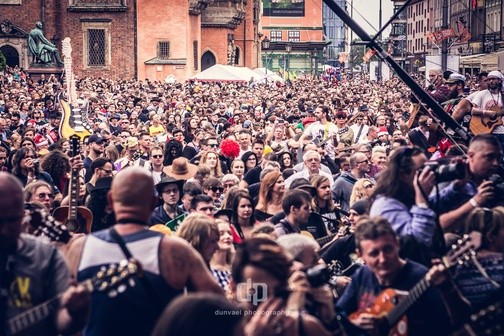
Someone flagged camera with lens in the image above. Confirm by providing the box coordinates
[418,161,466,183]
[305,264,331,287]
[488,174,504,206]
[33,159,40,169]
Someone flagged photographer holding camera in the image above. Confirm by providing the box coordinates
[432,134,502,233]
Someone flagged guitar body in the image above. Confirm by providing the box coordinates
[58,97,92,139]
[469,106,503,135]
[53,206,92,234]
[349,288,409,336]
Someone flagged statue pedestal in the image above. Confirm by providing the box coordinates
[26,66,64,82]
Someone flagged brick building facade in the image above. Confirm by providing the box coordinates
[0,0,259,81]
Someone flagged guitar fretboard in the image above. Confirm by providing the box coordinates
[386,278,431,327]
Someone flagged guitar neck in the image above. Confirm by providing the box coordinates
[317,233,338,246]
[386,277,431,327]
[68,168,79,221]
[7,280,92,335]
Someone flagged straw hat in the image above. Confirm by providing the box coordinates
[163,157,197,180]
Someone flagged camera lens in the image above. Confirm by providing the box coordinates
[436,162,465,183]
[305,264,330,287]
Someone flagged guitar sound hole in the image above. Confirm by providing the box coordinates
[66,220,80,232]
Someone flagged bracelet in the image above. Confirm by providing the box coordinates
[469,198,480,208]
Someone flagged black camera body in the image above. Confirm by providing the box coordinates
[488,174,504,206]
[305,264,331,288]
[419,161,466,183]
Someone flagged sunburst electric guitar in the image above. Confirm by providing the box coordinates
[58,37,92,139]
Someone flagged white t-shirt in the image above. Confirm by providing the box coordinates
[350,123,369,143]
[472,90,504,134]
[303,121,338,158]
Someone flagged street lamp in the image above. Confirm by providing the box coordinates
[284,43,292,81]
[261,37,270,84]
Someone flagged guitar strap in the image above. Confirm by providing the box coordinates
[0,252,16,336]
[323,122,330,140]
[109,228,164,312]
[355,124,364,143]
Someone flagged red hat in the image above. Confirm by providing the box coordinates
[377,127,389,137]
[302,117,316,128]
[33,133,48,148]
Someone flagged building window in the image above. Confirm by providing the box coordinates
[87,29,105,66]
[0,0,22,4]
[157,41,170,59]
[82,21,111,69]
[288,31,300,42]
[270,30,282,41]
[193,40,198,70]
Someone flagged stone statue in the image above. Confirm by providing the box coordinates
[28,22,63,66]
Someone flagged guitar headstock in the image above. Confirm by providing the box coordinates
[69,134,81,158]
[442,231,482,269]
[88,259,140,297]
[62,37,72,59]
[24,202,72,244]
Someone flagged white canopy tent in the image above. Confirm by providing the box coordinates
[191,64,262,82]
[253,67,284,83]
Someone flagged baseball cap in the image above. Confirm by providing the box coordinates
[88,133,105,144]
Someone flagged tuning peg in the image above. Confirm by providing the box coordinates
[117,284,127,293]
[128,279,136,287]
[108,290,118,298]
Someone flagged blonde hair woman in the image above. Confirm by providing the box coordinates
[349,178,375,206]
[178,213,219,267]
[199,150,222,178]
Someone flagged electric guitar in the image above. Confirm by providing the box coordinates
[53,135,93,233]
[58,37,92,139]
[349,232,482,336]
[469,105,504,135]
[6,260,139,336]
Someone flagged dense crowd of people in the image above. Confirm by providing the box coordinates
[0,63,503,336]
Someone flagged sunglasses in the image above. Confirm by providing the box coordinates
[152,155,163,159]
[37,193,54,199]
[364,184,374,189]
[100,168,113,174]
[210,187,224,193]
[208,144,218,148]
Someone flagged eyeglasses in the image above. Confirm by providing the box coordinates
[358,159,369,164]
[210,187,224,193]
[152,155,163,159]
[208,144,218,148]
[336,116,346,119]
[37,193,54,199]
[100,168,113,174]
[248,157,257,161]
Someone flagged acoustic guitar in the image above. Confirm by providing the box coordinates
[53,135,93,233]
[452,301,504,336]
[469,106,504,135]
[5,260,139,336]
[58,37,92,140]
[24,202,72,244]
[349,232,481,336]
